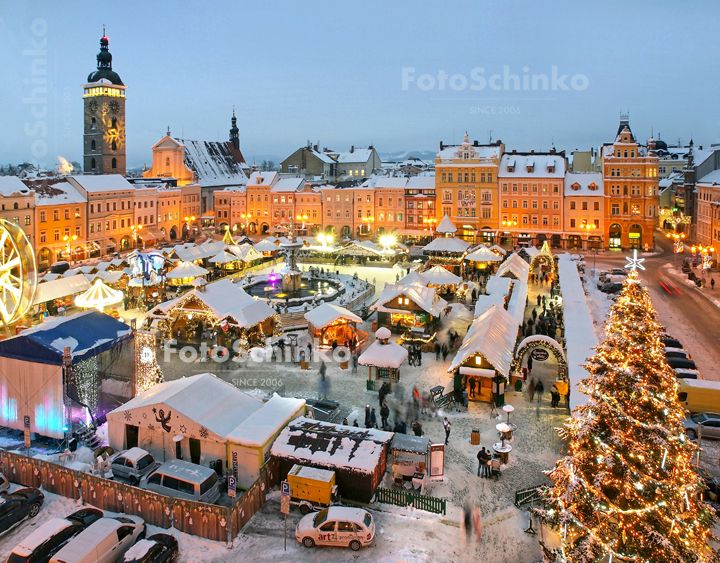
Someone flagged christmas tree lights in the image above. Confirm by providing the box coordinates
[539,271,718,563]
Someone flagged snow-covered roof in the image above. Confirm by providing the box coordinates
[499,153,565,178]
[564,172,604,196]
[522,246,541,258]
[69,174,134,193]
[226,394,305,446]
[422,236,470,254]
[304,303,362,329]
[336,148,374,164]
[473,293,506,318]
[506,280,528,325]
[490,245,507,255]
[435,215,457,234]
[209,250,240,264]
[697,169,720,185]
[406,175,435,190]
[374,177,408,189]
[358,339,408,368]
[449,304,519,376]
[397,270,429,287]
[110,373,263,441]
[271,177,304,192]
[226,243,262,262]
[422,265,462,285]
[465,246,503,263]
[437,144,501,161]
[33,275,92,305]
[271,417,393,474]
[496,254,530,282]
[373,282,447,317]
[557,254,598,412]
[0,176,32,197]
[172,138,248,187]
[166,261,209,279]
[32,181,86,206]
[253,239,280,253]
[174,240,225,262]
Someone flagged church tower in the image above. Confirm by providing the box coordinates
[83,30,126,175]
[229,107,240,151]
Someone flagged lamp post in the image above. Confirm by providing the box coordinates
[317,233,333,248]
[579,222,598,252]
[423,217,437,236]
[501,220,517,247]
[693,244,715,273]
[184,216,196,240]
[667,232,686,265]
[296,214,308,237]
[131,224,142,249]
[63,234,77,265]
[240,213,250,235]
[361,216,374,238]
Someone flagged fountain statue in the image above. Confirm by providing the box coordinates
[280,217,304,293]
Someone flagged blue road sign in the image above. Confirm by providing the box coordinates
[281,481,290,496]
[228,475,237,498]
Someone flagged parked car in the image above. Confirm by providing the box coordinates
[6,508,103,563]
[0,488,44,534]
[49,262,69,275]
[296,507,375,551]
[141,460,220,504]
[600,282,624,294]
[666,357,697,371]
[0,472,10,495]
[674,368,700,379]
[598,270,627,283]
[110,448,159,486]
[662,337,684,349]
[665,348,692,361]
[49,515,145,563]
[684,412,720,439]
[119,534,178,563]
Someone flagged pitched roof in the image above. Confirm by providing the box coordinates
[422,236,470,253]
[498,153,565,178]
[0,176,33,197]
[564,172,604,196]
[336,148,374,164]
[435,215,457,234]
[34,181,87,206]
[495,253,530,281]
[172,138,247,187]
[69,174,134,193]
[373,283,447,317]
[304,303,362,329]
[422,265,462,285]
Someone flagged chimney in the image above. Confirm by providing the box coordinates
[512,149,516,154]
[440,142,444,151]
[473,140,479,147]
[313,144,319,152]
[350,146,354,153]
[530,149,534,154]
[550,148,556,154]
[699,145,703,150]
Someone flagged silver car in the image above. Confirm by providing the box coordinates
[110,448,158,485]
[0,472,9,494]
[684,412,720,439]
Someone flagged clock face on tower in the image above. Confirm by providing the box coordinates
[109,100,120,115]
[88,100,98,113]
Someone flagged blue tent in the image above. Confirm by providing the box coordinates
[0,310,133,366]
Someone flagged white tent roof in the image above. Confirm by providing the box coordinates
[422,236,470,254]
[422,265,462,286]
[465,246,503,262]
[227,243,263,262]
[226,394,305,447]
[522,246,541,258]
[166,261,209,279]
[359,340,408,368]
[449,304,519,376]
[33,275,92,305]
[209,250,239,264]
[372,283,447,317]
[490,245,507,255]
[506,280,528,325]
[496,254,530,282]
[397,271,429,287]
[173,241,225,262]
[557,254,598,412]
[474,293,506,318]
[75,279,123,310]
[253,240,280,253]
[109,373,264,442]
[304,303,362,329]
[435,214,457,234]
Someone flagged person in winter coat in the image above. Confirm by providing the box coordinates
[435,341,441,360]
[535,380,545,403]
[444,417,451,444]
[369,408,377,428]
[477,447,490,477]
[527,355,533,376]
[364,405,371,428]
[528,379,536,402]
[442,343,449,361]
[380,402,390,427]
[352,420,359,427]
[412,421,423,436]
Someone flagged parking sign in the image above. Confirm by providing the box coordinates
[281,481,290,496]
[228,475,236,498]
[23,415,30,448]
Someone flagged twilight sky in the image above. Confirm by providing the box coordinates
[1,0,719,170]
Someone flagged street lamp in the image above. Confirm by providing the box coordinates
[379,235,396,250]
[63,234,77,265]
[667,232,686,263]
[361,216,374,237]
[131,224,142,249]
[317,233,333,248]
[184,216,196,239]
[240,213,250,235]
[423,217,437,235]
[296,214,308,236]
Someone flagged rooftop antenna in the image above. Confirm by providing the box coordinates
[488,130,493,143]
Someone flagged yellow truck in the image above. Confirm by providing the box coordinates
[287,464,337,515]
[678,379,720,414]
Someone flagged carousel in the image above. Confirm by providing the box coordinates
[304,302,367,348]
[422,215,470,275]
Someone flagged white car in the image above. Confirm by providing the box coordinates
[0,472,9,494]
[50,515,145,563]
[295,506,375,551]
[110,448,159,486]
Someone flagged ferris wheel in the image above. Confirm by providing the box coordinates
[0,220,37,328]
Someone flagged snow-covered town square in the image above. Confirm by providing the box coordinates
[2,3,720,563]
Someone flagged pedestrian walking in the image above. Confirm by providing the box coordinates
[364,404,371,428]
[412,420,423,436]
[473,505,483,542]
[435,341,441,360]
[536,380,545,403]
[442,343,449,361]
[551,385,560,408]
[380,402,389,427]
[352,350,358,373]
[369,408,377,428]
[527,355,533,377]
[443,417,451,444]
[462,386,469,408]
[528,379,536,402]
[477,447,489,477]
[712,278,716,290]
[536,294,541,306]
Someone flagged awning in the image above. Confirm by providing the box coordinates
[395,228,431,236]
[200,214,215,220]
[140,227,166,243]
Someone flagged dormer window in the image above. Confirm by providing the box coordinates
[571,182,581,191]
[507,165,514,173]
[588,183,598,191]
[547,164,555,173]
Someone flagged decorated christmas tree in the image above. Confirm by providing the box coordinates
[539,268,718,563]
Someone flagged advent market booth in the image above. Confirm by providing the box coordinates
[271,417,393,503]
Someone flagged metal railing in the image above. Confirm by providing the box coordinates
[374,487,446,515]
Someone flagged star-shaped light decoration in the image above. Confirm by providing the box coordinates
[625,249,645,272]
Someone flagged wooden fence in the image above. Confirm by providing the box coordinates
[374,487,447,515]
[0,450,278,544]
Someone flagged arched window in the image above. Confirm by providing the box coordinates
[112,118,118,129]
[91,158,96,170]
[13,203,18,210]
[111,140,117,151]
[111,158,117,169]
[91,117,96,130]
[91,139,96,151]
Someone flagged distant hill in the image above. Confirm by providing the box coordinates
[380,150,437,163]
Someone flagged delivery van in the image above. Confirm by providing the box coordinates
[50,516,145,563]
[678,379,720,414]
[141,459,220,504]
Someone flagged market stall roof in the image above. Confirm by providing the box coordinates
[391,433,430,454]
[304,303,362,329]
[91,271,126,284]
[358,339,408,369]
[486,276,512,296]
[270,417,393,474]
[474,293,506,318]
[422,236,470,254]
[208,250,239,264]
[165,261,209,279]
[190,277,207,287]
[495,253,530,282]
[110,373,263,441]
[226,243,262,262]
[397,270,429,287]
[521,246,541,258]
[435,215,457,234]
[253,239,280,253]
[490,245,507,255]
[173,241,225,262]
[33,275,92,305]
[506,280,529,325]
[465,246,503,263]
[75,279,123,311]
[226,394,306,447]
[0,310,132,366]
[372,282,447,317]
[422,265,462,285]
[38,273,62,283]
[449,304,519,377]
[558,254,597,412]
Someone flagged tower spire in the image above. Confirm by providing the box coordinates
[229,107,240,150]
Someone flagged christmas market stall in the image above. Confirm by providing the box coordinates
[165,261,209,286]
[390,434,430,480]
[448,304,519,405]
[358,327,408,390]
[107,373,264,468]
[146,278,278,348]
[421,215,470,274]
[372,282,447,334]
[304,302,367,348]
[270,417,393,503]
[0,310,134,439]
[421,265,462,298]
[495,253,530,282]
[32,275,92,317]
[464,245,503,274]
[253,239,281,258]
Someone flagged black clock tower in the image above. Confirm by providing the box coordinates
[83,31,126,175]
